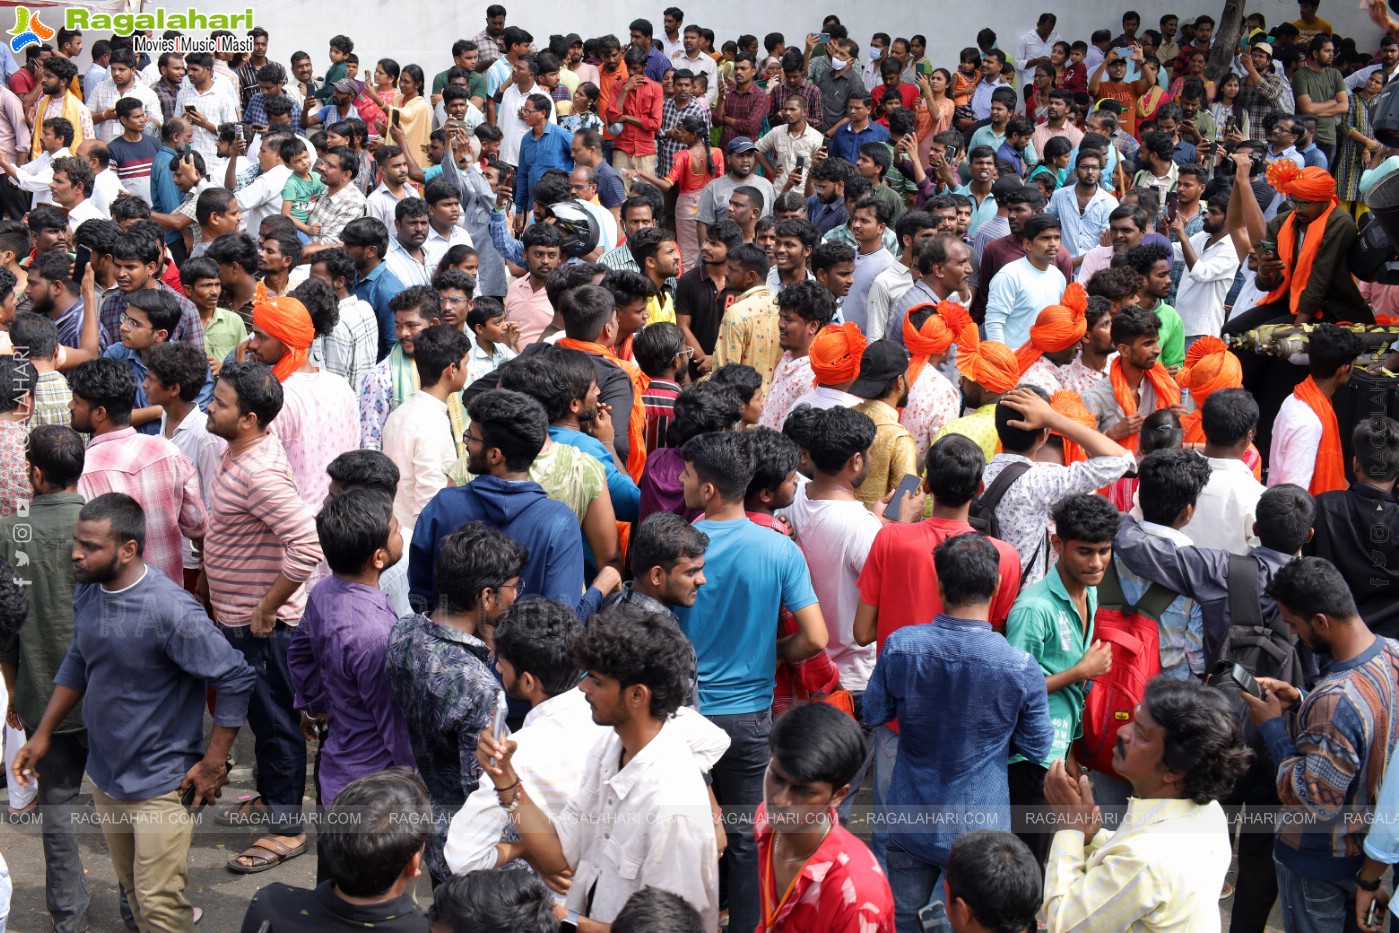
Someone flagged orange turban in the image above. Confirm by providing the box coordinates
[904,301,974,387]
[1016,282,1089,375]
[252,282,314,383]
[954,317,1018,395]
[809,322,867,385]
[1265,160,1338,204]
[1176,336,1243,445]
[1050,390,1096,465]
[1261,161,1340,317]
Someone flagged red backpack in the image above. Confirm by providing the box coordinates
[1074,563,1174,779]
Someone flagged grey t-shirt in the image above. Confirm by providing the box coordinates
[695,172,776,225]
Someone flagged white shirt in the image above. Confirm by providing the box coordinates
[384,236,432,288]
[91,167,127,216]
[984,256,1068,348]
[779,485,881,689]
[11,150,55,205]
[1268,393,1322,491]
[754,123,825,191]
[1348,59,1399,90]
[64,197,106,232]
[791,385,863,413]
[162,406,226,570]
[553,717,724,928]
[1014,28,1064,93]
[670,50,719,103]
[579,197,619,251]
[320,295,380,391]
[234,163,292,235]
[87,76,162,143]
[366,181,411,231]
[499,82,555,167]
[174,83,239,164]
[423,222,474,272]
[383,390,457,534]
[1047,184,1119,257]
[864,262,914,343]
[1172,233,1240,337]
[1178,456,1264,555]
[443,690,729,876]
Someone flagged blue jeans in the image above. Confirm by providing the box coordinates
[221,621,306,833]
[871,723,899,864]
[707,708,772,933]
[885,842,946,933]
[1274,856,1359,933]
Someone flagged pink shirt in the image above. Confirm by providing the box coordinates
[758,352,816,430]
[77,428,206,586]
[505,276,555,346]
[267,370,360,511]
[900,366,961,461]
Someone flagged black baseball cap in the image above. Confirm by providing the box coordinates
[849,340,910,398]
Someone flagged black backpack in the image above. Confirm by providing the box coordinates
[969,461,1046,571]
[1210,554,1308,690]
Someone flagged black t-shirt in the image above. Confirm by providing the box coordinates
[240,882,428,933]
[674,264,738,357]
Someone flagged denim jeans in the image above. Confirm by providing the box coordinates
[221,621,306,833]
[36,730,89,933]
[885,841,945,933]
[1274,856,1358,933]
[871,723,899,865]
[707,708,772,933]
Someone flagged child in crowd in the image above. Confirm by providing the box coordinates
[279,138,326,243]
[465,296,519,386]
[711,362,764,426]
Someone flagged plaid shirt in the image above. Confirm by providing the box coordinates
[473,29,505,67]
[308,182,368,244]
[1241,73,1287,142]
[769,81,824,130]
[720,84,768,147]
[76,427,207,587]
[318,295,379,391]
[87,78,161,143]
[153,79,181,123]
[29,369,72,430]
[658,98,711,175]
[99,283,204,354]
[243,92,303,133]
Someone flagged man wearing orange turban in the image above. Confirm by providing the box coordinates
[901,302,970,460]
[929,316,1019,462]
[1016,283,1089,395]
[791,322,868,412]
[1176,336,1241,446]
[246,282,361,508]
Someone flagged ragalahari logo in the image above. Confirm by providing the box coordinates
[9,7,56,55]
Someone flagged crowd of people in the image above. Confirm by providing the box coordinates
[2,2,1399,932]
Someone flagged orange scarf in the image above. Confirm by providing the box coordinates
[558,337,650,483]
[251,283,313,383]
[1108,356,1181,453]
[1050,390,1096,465]
[1260,161,1340,317]
[1293,376,1347,495]
[904,301,972,388]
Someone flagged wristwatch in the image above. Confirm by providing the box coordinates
[559,909,581,932]
[1357,869,1383,892]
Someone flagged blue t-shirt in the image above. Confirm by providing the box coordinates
[673,518,818,715]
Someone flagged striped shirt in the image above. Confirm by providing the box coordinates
[108,134,161,206]
[641,379,681,451]
[204,432,322,628]
[76,427,206,587]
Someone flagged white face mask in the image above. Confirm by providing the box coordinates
[831,55,850,70]
[869,46,883,61]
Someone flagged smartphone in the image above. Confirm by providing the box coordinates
[184,103,196,114]
[1208,660,1263,699]
[817,32,830,44]
[1367,899,1381,928]
[891,473,922,519]
[391,108,401,128]
[73,244,91,284]
[488,690,508,766]
[917,60,934,77]
[1259,238,1277,258]
[182,143,193,159]
[180,782,199,812]
[794,155,806,172]
[1166,191,1179,222]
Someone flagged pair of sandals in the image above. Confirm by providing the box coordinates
[216,795,308,874]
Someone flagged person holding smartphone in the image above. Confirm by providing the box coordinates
[755,94,824,192]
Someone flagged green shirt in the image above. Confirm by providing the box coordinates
[1147,299,1186,368]
[203,306,248,373]
[0,493,86,733]
[433,68,489,104]
[1004,569,1098,767]
[282,172,327,222]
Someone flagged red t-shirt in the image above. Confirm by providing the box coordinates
[754,803,895,933]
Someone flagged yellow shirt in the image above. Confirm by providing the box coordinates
[710,285,780,393]
[932,403,998,463]
[1291,16,1333,44]
[645,290,676,326]
[853,399,918,511]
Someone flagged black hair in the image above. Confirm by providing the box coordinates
[216,361,284,429]
[1052,493,1120,544]
[289,276,338,339]
[1136,449,1212,526]
[612,887,704,933]
[769,701,866,788]
[493,597,582,698]
[1140,409,1183,456]
[326,450,400,496]
[810,157,851,184]
[629,511,709,581]
[394,197,430,226]
[1110,305,1161,346]
[1201,389,1258,448]
[435,521,528,615]
[317,486,394,576]
[467,297,506,334]
[775,279,836,326]
[627,226,676,272]
[205,232,260,273]
[710,364,762,406]
[727,242,770,279]
[995,385,1051,453]
[671,382,742,446]
[339,217,391,259]
[810,240,855,278]
[78,492,145,556]
[26,424,84,489]
[110,230,161,266]
[806,407,875,475]
[27,252,74,295]
[51,156,93,197]
[427,869,557,933]
[1354,417,1399,482]
[746,426,801,497]
[320,769,431,897]
[466,389,548,472]
[603,268,659,308]
[1086,266,1142,304]
[498,350,588,424]
[850,194,892,228]
[1307,323,1364,379]
[310,247,357,289]
[559,283,615,342]
[520,222,563,252]
[682,431,754,502]
[68,358,134,424]
[145,342,209,403]
[1021,212,1061,241]
[413,324,472,389]
[944,832,1043,933]
[925,434,985,507]
[633,321,687,378]
[543,261,605,310]
[126,287,182,336]
[432,269,476,302]
[574,604,693,719]
[1142,678,1251,804]
[773,217,820,249]
[934,533,1002,606]
[1254,484,1316,554]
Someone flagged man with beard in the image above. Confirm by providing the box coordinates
[887,234,974,348]
[257,227,298,298]
[1168,193,1238,345]
[24,250,84,347]
[696,137,775,243]
[382,198,433,289]
[675,220,740,376]
[12,493,254,933]
[1114,243,1187,371]
[973,186,1075,326]
[851,342,916,509]
[408,388,587,612]
[1082,306,1182,452]
[98,231,202,352]
[759,280,837,429]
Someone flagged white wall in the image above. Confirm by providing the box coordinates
[56,0,1389,79]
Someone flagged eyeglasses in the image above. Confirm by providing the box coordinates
[440,295,469,306]
[494,581,526,595]
[118,313,149,330]
[570,182,595,192]
[678,345,695,358]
